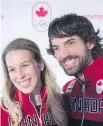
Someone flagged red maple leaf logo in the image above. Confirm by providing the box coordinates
[36,6,48,17]
[97,80,103,86]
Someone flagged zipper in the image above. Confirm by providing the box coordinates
[39,117,42,125]
[29,94,42,126]
[81,83,85,126]
[29,88,47,126]
[76,72,85,126]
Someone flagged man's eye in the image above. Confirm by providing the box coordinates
[68,41,75,46]
[53,47,58,52]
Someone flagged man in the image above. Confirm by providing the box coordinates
[47,13,103,126]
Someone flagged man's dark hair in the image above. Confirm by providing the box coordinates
[47,13,103,59]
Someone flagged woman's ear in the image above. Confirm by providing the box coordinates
[86,42,95,49]
[38,60,44,71]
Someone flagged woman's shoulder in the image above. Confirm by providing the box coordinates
[1,107,10,126]
[1,107,9,118]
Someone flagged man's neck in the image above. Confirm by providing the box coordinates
[76,72,84,83]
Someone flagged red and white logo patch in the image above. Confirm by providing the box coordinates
[96,79,103,94]
[32,2,52,32]
[66,80,76,93]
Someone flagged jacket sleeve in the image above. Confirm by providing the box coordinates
[1,108,9,126]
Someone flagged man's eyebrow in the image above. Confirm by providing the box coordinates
[52,38,76,47]
[66,38,76,43]
[52,45,58,47]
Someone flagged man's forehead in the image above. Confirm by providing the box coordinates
[51,36,78,45]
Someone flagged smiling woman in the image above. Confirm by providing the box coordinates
[5,49,43,94]
[1,38,68,126]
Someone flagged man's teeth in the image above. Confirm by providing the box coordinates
[65,59,75,65]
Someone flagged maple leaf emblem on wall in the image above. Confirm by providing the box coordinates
[36,6,48,17]
[32,2,52,32]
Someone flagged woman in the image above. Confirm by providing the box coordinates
[1,38,68,126]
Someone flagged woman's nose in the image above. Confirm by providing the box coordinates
[16,69,25,79]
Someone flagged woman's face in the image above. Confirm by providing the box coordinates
[5,49,44,94]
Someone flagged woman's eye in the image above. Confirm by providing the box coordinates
[9,68,15,72]
[22,64,29,68]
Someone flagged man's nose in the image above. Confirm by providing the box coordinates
[60,46,70,59]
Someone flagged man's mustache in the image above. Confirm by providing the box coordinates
[60,55,78,65]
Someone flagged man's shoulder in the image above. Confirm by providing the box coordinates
[94,56,103,65]
[62,78,77,94]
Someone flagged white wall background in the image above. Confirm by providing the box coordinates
[1,0,103,94]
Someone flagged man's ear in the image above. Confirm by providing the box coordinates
[86,42,95,49]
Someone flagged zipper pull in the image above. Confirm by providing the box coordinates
[82,84,85,92]
[39,118,42,126]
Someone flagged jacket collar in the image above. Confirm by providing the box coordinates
[15,86,47,107]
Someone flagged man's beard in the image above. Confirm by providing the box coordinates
[59,49,90,76]
[62,56,87,76]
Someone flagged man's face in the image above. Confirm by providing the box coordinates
[51,36,94,76]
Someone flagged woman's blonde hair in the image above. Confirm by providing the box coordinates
[1,38,68,126]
